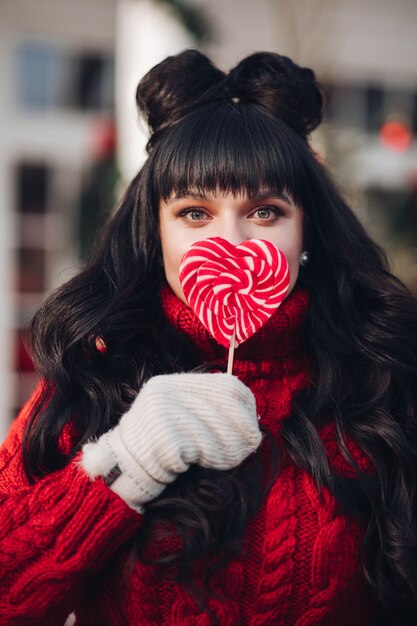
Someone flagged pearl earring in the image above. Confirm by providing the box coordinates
[299,250,310,267]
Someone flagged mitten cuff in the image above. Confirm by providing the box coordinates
[81,428,167,508]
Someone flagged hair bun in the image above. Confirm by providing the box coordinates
[136,50,324,150]
[227,52,324,138]
[136,49,225,150]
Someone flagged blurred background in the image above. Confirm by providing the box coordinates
[0,0,416,440]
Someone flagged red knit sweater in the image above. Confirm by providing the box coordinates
[0,287,378,625]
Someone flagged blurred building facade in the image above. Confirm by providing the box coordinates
[0,0,117,439]
[118,0,417,288]
[0,0,416,439]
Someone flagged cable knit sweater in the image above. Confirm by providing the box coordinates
[0,286,378,625]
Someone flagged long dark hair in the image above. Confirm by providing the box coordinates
[23,50,417,623]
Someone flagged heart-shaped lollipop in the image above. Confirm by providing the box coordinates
[179,238,290,349]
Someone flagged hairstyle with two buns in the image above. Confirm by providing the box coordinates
[23,50,417,623]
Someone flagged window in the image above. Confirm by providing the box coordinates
[16,41,114,112]
[16,163,49,213]
[16,42,69,109]
[365,85,385,132]
[325,81,416,138]
[75,54,114,111]
[16,248,46,293]
[323,83,367,129]
[412,90,417,134]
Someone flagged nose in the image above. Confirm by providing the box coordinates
[218,216,248,246]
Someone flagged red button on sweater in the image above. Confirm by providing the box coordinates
[0,286,378,625]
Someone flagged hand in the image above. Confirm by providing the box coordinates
[81,373,262,509]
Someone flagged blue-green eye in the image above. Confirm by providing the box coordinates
[253,206,282,220]
[189,210,205,220]
[179,208,206,221]
[257,208,272,219]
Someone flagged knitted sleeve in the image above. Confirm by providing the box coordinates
[0,386,143,625]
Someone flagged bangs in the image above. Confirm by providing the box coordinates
[150,103,309,207]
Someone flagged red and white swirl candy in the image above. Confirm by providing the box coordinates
[179,238,290,348]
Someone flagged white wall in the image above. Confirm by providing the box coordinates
[115,0,193,181]
[0,30,16,441]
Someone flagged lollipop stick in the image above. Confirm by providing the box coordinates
[227,325,236,375]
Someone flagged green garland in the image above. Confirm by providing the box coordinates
[152,0,213,43]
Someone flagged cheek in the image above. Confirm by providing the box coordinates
[286,255,301,295]
[274,232,303,295]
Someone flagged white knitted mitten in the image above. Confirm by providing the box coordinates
[81,373,262,510]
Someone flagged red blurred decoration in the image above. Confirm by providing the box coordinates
[90,118,116,159]
[16,330,34,372]
[379,120,411,153]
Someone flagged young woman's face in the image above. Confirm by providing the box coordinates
[159,189,304,303]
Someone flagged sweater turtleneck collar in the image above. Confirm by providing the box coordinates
[160,282,309,365]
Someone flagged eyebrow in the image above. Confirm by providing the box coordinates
[169,190,294,204]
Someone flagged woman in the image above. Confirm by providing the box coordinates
[0,49,416,626]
